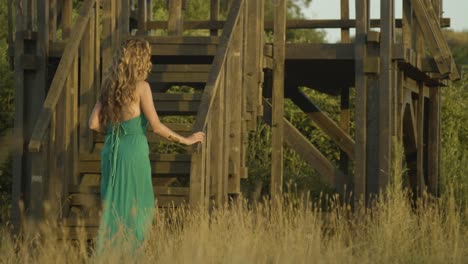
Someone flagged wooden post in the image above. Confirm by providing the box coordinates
[379,0,395,190]
[244,0,259,131]
[428,88,440,196]
[417,83,426,194]
[354,0,369,203]
[168,0,183,36]
[102,0,116,73]
[222,64,231,202]
[210,70,225,206]
[62,0,72,40]
[49,0,57,40]
[138,0,147,35]
[257,0,265,117]
[338,0,350,194]
[210,0,220,36]
[119,0,130,40]
[270,0,286,199]
[80,10,95,154]
[226,9,243,195]
[12,0,26,232]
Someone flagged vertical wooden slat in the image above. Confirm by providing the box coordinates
[244,0,259,131]
[30,143,48,221]
[210,69,225,206]
[379,0,395,190]
[49,0,57,41]
[417,83,426,194]
[102,0,116,73]
[222,64,231,202]
[12,0,26,232]
[205,126,212,207]
[62,0,72,39]
[428,87,440,196]
[168,0,183,36]
[270,0,286,199]
[189,150,204,208]
[354,0,369,203]
[119,0,130,41]
[95,0,101,98]
[338,0,351,194]
[138,0,147,35]
[80,10,95,154]
[227,9,243,195]
[257,0,265,116]
[210,0,220,36]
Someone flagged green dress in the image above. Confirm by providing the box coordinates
[96,114,155,253]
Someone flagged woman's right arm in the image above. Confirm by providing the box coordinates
[138,81,205,145]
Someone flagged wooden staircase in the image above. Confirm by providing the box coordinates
[62,36,219,235]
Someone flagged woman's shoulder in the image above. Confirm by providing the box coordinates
[135,80,151,96]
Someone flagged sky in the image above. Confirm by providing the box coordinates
[303,0,468,43]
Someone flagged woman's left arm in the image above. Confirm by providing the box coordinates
[89,101,102,132]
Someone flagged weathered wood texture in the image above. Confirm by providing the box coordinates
[270,0,286,199]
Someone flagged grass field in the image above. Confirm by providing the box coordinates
[1,182,466,264]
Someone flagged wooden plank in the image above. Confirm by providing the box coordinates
[222,64,230,202]
[146,18,451,31]
[138,0,147,34]
[49,0,57,40]
[379,0,395,190]
[118,0,130,42]
[102,0,116,72]
[68,185,189,196]
[263,99,341,185]
[209,69,225,206]
[93,123,193,143]
[340,0,350,43]
[427,87,440,195]
[410,0,458,79]
[168,0,183,36]
[69,194,188,208]
[79,160,191,175]
[150,44,218,56]
[244,0,259,130]
[79,11,95,154]
[189,150,204,207]
[417,83,426,194]
[80,153,192,161]
[210,0,220,36]
[289,90,355,160]
[148,72,209,84]
[353,0,368,203]
[28,0,97,152]
[192,0,245,133]
[270,0,286,198]
[145,36,220,44]
[226,8,243,194]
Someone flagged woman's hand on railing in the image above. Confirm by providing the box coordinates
[184,132,206,145]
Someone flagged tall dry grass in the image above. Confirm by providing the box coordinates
[1,185,467,264]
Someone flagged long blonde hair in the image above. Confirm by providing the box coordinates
[99,38,152,126]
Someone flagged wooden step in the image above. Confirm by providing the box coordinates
[79,154,191,176]
[93,122,193,143]
[148,64,211,84]
[69,185,189,196]
[154,93,202,115]
[69,194,188,208]
[147,36,219,57]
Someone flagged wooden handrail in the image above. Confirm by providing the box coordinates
[28,0,96,152]
[192,0,244,133]
[146,18,451,30]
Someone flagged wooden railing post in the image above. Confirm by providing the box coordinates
[210,0,220,36]
[138,0,147,35]
[168,0,184,35]
[102,0,116,72]
[270,0,286,199]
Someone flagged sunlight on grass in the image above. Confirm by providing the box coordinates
[1,185,467,264]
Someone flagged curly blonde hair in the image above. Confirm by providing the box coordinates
[99,38,152,126]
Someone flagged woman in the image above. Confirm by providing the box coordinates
[88,38,205,252]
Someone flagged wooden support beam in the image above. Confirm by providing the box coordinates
[227,11,243,194]
[138,0,147,35]
[270,0,286,199]
[289,90,355,160]
[427,87,440,196]
[379,0,395,190]
[168,0,183,36]
[354,0,368,203]
[102,0,116,71]
[417,83,426,194]
[28,0,96,152]
[119,0,130,40]
[210,0,220,36]
[146,18,451,31]
[263,99,342,186]
[340,0,350,43]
